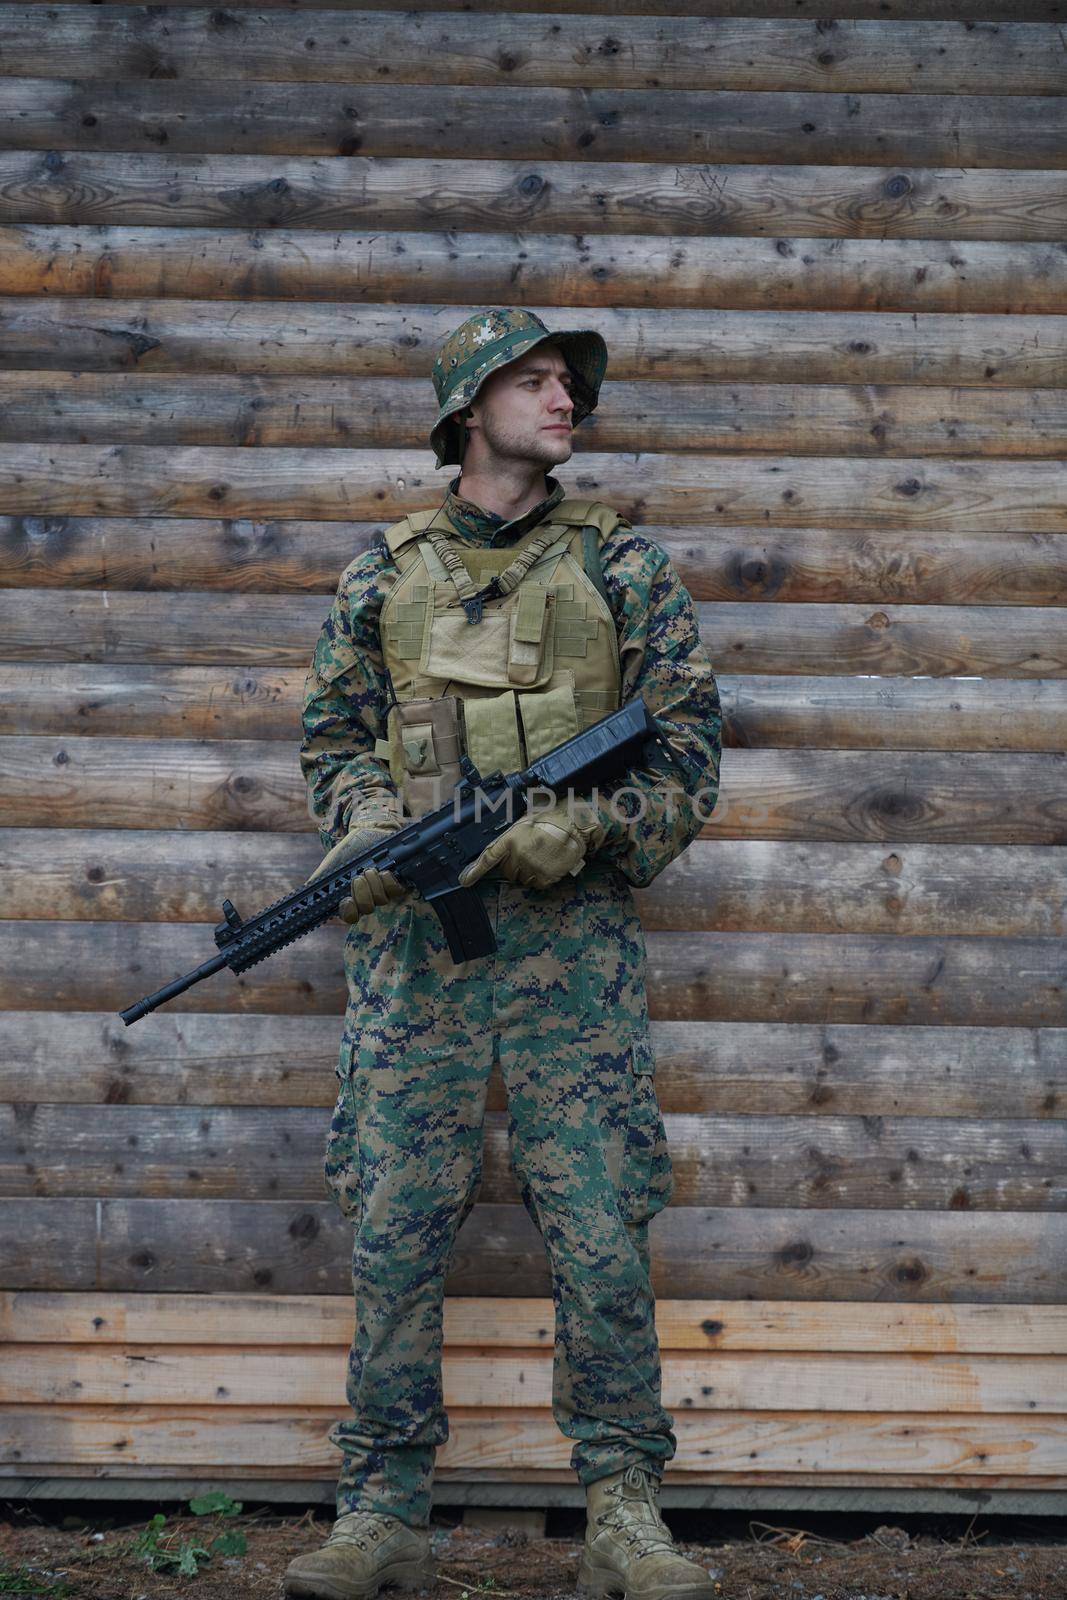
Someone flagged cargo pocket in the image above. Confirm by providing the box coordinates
[617,1031,674,1225]
[324,1048,363,1225]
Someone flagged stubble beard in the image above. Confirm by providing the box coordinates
[477,406,573,473]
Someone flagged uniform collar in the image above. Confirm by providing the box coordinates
[443,473,566,547]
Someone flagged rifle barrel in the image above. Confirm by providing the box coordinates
[119,950,232,1026]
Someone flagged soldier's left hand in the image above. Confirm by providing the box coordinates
[459,797,607,891]
[306,802,411,923]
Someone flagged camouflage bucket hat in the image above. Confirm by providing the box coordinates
[430,307,608,468]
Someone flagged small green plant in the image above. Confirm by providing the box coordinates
[129,1495,247,1577]
[188,1491,242,1520]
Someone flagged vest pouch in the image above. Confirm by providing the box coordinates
[517,682,580,763]
[390,695,463,818]
[507,587,551,687]
[420,586,556,690]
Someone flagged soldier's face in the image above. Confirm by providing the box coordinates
[465,345,576,467]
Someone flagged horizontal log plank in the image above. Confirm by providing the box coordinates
[6,82,1067,169]
[714,677,1067,750]
[3,1102,1063,1210]
[8,0,1060,20]
[4,830,1065,940]
[0,665,314,738]
[2,448,1065,533]
[3,592,1067,676]
[8,1345,1067,1414]
[3,592,1064,680]
[6,923,1067,1025]
[2,1013,1063,1120]
[0,153,1063,241]
[653,605,1067,677]
[2,515,1067,612]
[1,13,1061,94]
[4,1199,1064,1300]
[7,1463,1063,1491]
[3,228,1064,316]
[4,1404,1066,1476]
[8,1291,1065,1354]
[3,299,1063,386]
[4,739,1066,843]
[5,372,1067,458]
[37,521,1056,615]
[6,668,1067,753]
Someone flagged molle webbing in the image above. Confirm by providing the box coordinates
[424,523,566,609]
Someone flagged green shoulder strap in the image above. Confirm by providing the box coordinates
[580,524,612,611]
[550,497,621,612]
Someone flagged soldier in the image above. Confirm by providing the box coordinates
[284,308,723,1600]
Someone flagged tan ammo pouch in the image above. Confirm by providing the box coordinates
[386,695,463,818]
[461,682,580,778]
[508,587,552,686]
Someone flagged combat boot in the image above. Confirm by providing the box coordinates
[578,1463,719,1600]
[283,1508,435,1600]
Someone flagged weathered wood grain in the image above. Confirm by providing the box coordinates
[3,300,1063,385]
[715,677,1067,751]
[3,1101,1063,1210]
[3,1199,1066,1300]
[2,448,1065,534]
[0,665,312,739]
[4,738,1067,842]
[3,228,1063,315]
[6,668,1067,755]
[5,80,1066,168]
[5,830,1066,939]
[7,518,1062,609]
[9,1345,1067,1413]
[1,153,1064,241]
[5,1404,1067,1476]
[3,1012,1063,1121]
[2,13,1063,94]
[1,921,1065,1025]
[8,1291,1066,1354]
[5,372,1067,458]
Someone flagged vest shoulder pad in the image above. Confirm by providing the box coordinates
[382,510,440,562]
[553,498,626,536]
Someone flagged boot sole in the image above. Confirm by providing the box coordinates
[577,1551,718,1600]
[284,1554,436,1600]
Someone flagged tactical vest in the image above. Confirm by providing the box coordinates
[374,499,625,816]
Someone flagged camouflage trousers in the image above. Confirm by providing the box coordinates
[323,860,676,1529]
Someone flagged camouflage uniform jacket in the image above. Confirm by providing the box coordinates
[301,474,722,888]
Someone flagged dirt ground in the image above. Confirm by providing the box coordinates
[3,1503,1067,1600]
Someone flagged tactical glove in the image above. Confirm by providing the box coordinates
[458,796,608,892]
[306,801,409,924]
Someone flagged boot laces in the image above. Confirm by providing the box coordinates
[600,1465,678,1560]
[330,1510,398,1551]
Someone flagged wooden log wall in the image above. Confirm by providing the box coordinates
[1,0,1065,1501]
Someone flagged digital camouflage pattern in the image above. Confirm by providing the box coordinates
[302,474,722,1529]
[321,866,675,1527]
[429,308,608,468]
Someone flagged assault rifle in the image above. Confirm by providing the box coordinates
[118,697,679,1027]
